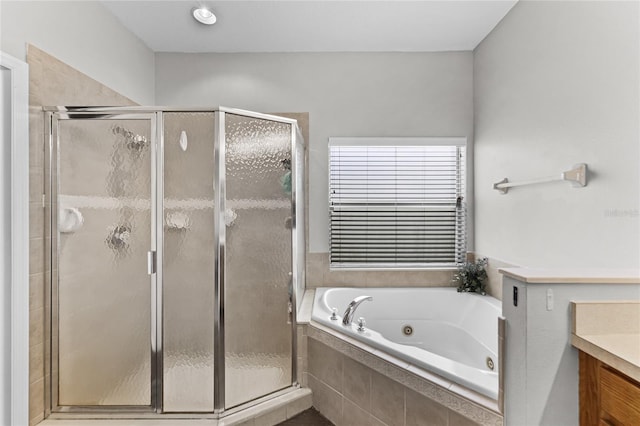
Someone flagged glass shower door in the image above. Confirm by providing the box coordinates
[52,115,155,408]
[223,113,294,408]
[162,112,216,412]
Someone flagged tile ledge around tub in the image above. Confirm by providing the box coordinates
[499,267,640,284]
[297,289,315,324]
[308,320,502,417]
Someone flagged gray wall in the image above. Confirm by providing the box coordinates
[1,0,155,104]
[474,0,640,268]
[155,52,475,254]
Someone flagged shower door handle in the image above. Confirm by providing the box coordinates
[147,251,157,275]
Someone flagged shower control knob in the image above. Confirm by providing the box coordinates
[330,308,338,321]
[357,317,366,332]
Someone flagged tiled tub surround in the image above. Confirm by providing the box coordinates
[304,324,502,426]
[312,288,501,400]
[295,291,502,426]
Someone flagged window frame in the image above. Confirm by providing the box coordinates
[328,137,467,271]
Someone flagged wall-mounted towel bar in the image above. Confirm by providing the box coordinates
[493,163,587,194]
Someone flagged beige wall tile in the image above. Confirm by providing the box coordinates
[370,370,404,426]
[297,328,308,359]
[306,252,326,288]
[29,378,44,425]
[309,251,462,289]
[370,415,389,426]
[29,272,45,312]
[406,388,448,426]
[28,46,136,107]
[449,410,481,426]
[30,202,45,240]
[308,339,343,392]
[29,342,44,385]
[343,357,372,412]
[324,269,368,287]
[29,307,44,348]
[28,237,45,275]
[366,270,455,287]
[29,107,44,168]
[28,56,44,105]
[341,398,371,426]
[307,374,343,426]
[29,167,43,203]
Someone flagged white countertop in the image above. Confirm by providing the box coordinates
[572,333,640,382]
[499,268,640,284]
[571,301,640,382]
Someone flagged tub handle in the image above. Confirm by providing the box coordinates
[357,317,366,332]
[330,308,339,321]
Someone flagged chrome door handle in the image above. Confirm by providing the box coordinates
[147,251,157,275]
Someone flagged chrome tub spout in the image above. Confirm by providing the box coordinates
[342,295,373,325]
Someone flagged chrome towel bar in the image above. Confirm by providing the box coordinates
[493,163,587,194]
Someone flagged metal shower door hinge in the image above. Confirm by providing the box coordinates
[147,251,157,275]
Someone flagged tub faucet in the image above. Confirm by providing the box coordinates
[342,296,373,326]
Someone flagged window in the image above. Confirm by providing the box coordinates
[329,137,466,269]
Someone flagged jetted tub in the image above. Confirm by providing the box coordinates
[311,287,501,400]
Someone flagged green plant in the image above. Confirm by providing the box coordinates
[453,257,488,295]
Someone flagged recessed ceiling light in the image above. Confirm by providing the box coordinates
[192,7,216,25]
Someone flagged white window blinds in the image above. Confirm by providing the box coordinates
[329,138,466,269]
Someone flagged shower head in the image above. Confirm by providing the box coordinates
[127,134,148,151]
[112,125,149,152]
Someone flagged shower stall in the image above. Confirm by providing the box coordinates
[44,107,305,416]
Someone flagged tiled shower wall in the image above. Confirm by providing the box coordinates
[27,45,137,425]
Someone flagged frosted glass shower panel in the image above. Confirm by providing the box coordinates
[224,114,293,408]
[162,112,216,412]
[56,118,152,406]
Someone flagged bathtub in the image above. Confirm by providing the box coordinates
[311,287,501,400]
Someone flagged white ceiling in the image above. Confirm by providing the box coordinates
[101,0,518,53]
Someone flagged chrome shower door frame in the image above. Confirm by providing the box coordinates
[45,106,302,417]
[46,109,160,413]
[213,108,300,412]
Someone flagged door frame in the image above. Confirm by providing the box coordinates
[0,51,29,426]
[47,110,159,413]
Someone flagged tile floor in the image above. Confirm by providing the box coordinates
[278,408,334,426]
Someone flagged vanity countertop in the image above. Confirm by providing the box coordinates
[499,268,640,284]
[571,301,640,382]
